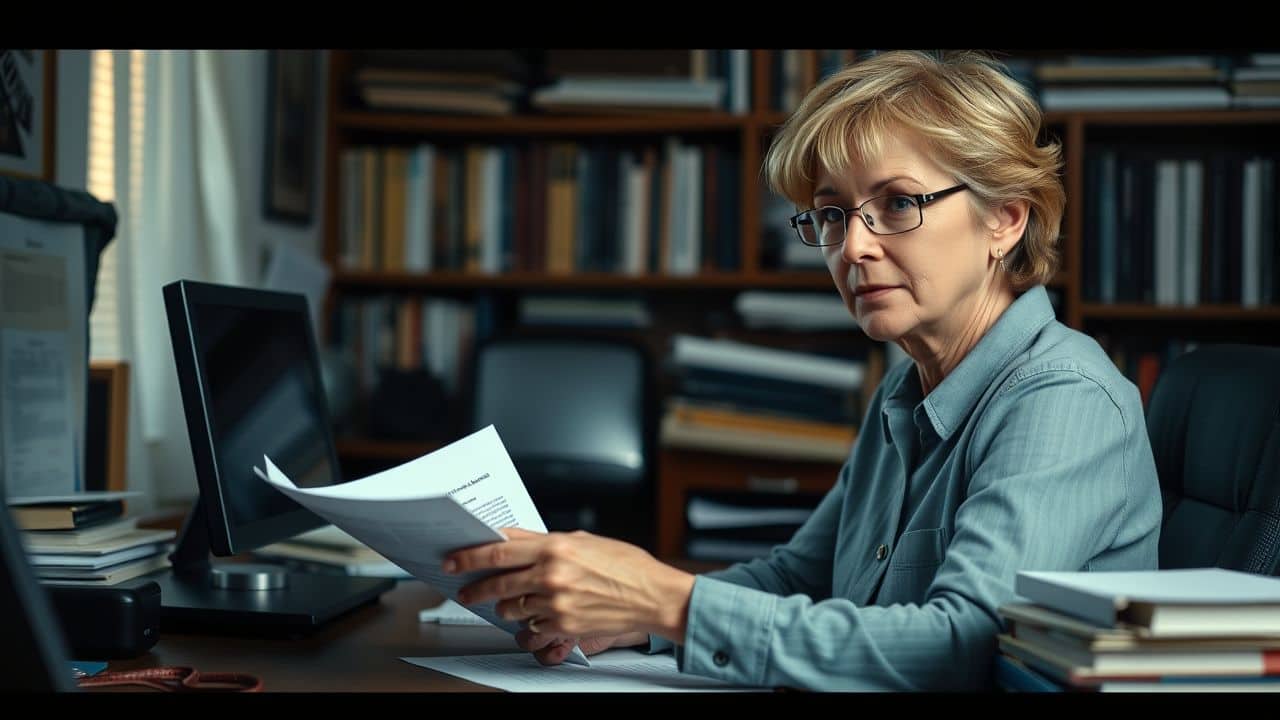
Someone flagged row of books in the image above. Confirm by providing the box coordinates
[336,138,742,276]
[328,295,482,401]
[996,568,1280,692]
[1082,148,1280,306]
[10,499,173,586]
[683,494,819,564]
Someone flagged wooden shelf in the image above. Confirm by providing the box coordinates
[332,270,835,292]
[335,438,440,460]
[1044,109,1280,126]
[336,110,750,136]
[756,108,1280,134]
[1081,304,1280,321]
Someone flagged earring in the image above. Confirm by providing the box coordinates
[996,248,1007,272]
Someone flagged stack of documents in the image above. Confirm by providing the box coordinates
[21,517,173,585]
[996,568,1280,692]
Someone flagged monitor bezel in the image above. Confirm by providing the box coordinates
[163,279,336,557]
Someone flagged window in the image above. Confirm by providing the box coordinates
[87,50,145,361]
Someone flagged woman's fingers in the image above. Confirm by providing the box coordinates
[457,565,543,606]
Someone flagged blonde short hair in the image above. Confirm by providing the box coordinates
[763,50,1065,290]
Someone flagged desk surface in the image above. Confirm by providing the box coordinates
[107,581,517,692]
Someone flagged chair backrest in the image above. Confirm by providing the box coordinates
[1147,343,1280,574]
[469,336,653,546]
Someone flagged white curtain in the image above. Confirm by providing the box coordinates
[117,50,259,509]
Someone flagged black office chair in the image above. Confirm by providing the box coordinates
[1147,343,1280,574]
[469,336,654,549]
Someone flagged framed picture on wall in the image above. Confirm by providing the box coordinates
[263,50,319,225]
[0,49,56,181]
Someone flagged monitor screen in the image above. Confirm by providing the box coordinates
[164,280,345,556]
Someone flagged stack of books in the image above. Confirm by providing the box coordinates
[683,494,818,563]
[351,50,530,116]
[12,498,174,585]
[660,334,863,463]
[996,568,1280,692]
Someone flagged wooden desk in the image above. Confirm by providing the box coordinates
[104,581,517,692]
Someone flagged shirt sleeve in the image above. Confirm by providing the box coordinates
[670,368,1157,690]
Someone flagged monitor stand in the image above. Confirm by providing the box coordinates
[144,497,395,635]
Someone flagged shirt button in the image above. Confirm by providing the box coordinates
[876,544,888,561]
[713,650,730,667]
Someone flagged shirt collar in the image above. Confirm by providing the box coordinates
[882,285,1056,443]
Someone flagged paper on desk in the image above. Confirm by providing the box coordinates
[402,649,756,692]
[259,425,589,667]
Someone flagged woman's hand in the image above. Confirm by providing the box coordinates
[445,528,694,643]
[516,630,650,666]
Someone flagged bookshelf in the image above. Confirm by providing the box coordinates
[319,49,1280,561]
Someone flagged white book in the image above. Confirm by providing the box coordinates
[735,291,859,330]
[730,50,750,115]
[1154,160,1181,306]
[686,497,814,530]
[403,144,435,273]
[671,334,865,390]
[678,145,703,275]
[257,425,590,667]
[22,527,175,555]
[1039,86,1231,111]
[1232,66,1280,81]
[663,137,684,274]
[481,146,503,274]
[1015,568,1280,637]
[685,537,776,563]
[39,553,171,584]
[622,152,648,276]
[1180,159,1202,306]
[1243,157,1262,307]
[30,542,165,569]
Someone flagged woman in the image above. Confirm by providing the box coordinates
[443,50,1162,691]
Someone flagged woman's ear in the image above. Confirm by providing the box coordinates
[988,198,1030,255]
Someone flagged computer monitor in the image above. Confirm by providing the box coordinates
[0,498,75,692]
[155,279,393,632]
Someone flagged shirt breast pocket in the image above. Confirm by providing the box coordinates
[877,527,949,605]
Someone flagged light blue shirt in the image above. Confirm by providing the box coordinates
[649,285,1162,690]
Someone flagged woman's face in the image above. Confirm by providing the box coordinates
[812,133,992,344]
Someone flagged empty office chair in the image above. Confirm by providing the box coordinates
[469,337,654,549]
[1146,344,1280,574]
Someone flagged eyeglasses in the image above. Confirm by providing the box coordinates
[789,184,970,247]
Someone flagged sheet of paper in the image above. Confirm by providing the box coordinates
[260,424,589,666]
[0,215,86,497]
[402,648,755,692]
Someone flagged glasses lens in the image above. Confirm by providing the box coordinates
[795,207,846,246]
[864,195,921,234]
